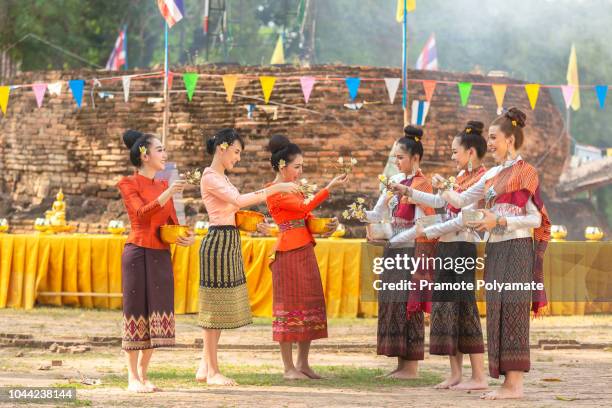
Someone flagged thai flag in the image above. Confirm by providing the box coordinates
[105,28,126,71]
[416,33,438,71]
[411,100,430,126]
[157,0,184,28]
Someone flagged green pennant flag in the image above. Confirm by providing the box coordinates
[457,82,473,106]
[183,72,199,102]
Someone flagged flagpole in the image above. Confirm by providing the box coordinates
[162,22,169,145]
[123,24,128,70]
[402,1,408,127]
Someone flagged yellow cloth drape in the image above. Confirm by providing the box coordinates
[0,234,367,317]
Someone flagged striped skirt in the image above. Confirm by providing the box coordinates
[121,244,175,350]
[485,237,533,378]
[270,243,327,342]
[377,246,424,361]
[198,226,252,329]
[429,241,484,356]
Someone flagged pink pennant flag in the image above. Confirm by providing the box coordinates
[300,76,315,104]
[561,85,575,110]
[32,83,47,108]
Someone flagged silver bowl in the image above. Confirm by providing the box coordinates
[366,222,393,240]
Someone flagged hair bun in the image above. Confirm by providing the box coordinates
[268,134,291,154]
[465,120,484,135]
[505,107,527,128]
[122,129,144,149]
[404,126,424,141]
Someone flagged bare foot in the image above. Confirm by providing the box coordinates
[143,380,161,392]
[207,373,237,386]
[434,375,462,389]
[451,378,488,391]
[297,366,323,379]
[127,380,151,393]
[388,370,419,380]
[195,362,207,382]
[480,385,523,400]
[283,368,310,380]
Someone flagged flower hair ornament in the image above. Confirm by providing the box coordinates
[278,159,286,169]
[139,145,147,155]
[414,136,420,142]
[511,120,517,127]
[465,127,472,133]
[219,142,229,151]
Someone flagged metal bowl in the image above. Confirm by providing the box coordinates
[584,226,604,241]
[235,210,265,232]
[160,225,190,244]
[306,217,334,234]
[366,222,393,240]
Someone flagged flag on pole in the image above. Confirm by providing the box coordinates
[157,0,184,28]
[105,28,127,71]
[203,0,210,34]
[411,100,430,125]
[415,33,438,71]
[566,44,581,111]
[396,0,416,22]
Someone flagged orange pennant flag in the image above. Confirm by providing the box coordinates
[260,76,276,104]
[222,75,238,103]
[422,80,436,102]
[491,84,507,111]
[525,84,540,110]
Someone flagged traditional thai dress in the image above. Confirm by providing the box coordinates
[366,171,435,361]
[117,173,179,350]
[406,166,486,356]
[266,186,330,342]
[198,167,269,329]
[442,156,550,378]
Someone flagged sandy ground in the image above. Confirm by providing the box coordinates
[0,308,610,407]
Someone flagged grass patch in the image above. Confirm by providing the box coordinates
[98,364,441,390]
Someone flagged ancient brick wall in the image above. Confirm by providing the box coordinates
[0,65,569,233]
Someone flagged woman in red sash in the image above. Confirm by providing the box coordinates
[437,108,551,399]
[364,126,436,379]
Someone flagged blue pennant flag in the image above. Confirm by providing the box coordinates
[69,80,85,108]
[595,85,608,109]
[345,77,361,101]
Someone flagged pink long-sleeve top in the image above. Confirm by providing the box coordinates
[200,167,265,226]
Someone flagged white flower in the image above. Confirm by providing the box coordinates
[342,210,350,219]
[300,178,308,185]
[338,157,344,164]
[351,158,357,165]
[356,197,365,204]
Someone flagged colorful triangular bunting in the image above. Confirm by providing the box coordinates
[595,85,608,109]
[183,72,199,102]
[48,82,63,96]
[384,78,401,104]
[260,76,276,104]
[422,80,436,102]
[32,83,47,108]
[69,80,85,108]
[300,76,315,104]
[457,82,472,107]
[525,84,540,110]
[561,85,575,110]
[345,77,361,101]
[222,75,238,103]
[122,76,131,102]
[0,86,10,115]
[491,84,507,112]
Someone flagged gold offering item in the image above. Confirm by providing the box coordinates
[551,225,568,241]
[107,220,126,235]
[235,210,265,233]
[160,225,190,244]
[0,218,8,233]
[194,221,209,236]
[584,226,604,242]
[306,217,334,234]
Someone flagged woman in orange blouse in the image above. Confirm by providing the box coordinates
[117,130,195,393]
[265,135,347,380]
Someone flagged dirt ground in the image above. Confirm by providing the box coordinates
[0,308,610,407]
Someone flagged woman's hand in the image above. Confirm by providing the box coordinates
[325,174,349,191]
[467,210,501,232]
[169,179,187,195]
[389,183,411,197]
[176,230,195,246]
[322,217,339,237]
[431,174,446,189]
[256,222,275,235]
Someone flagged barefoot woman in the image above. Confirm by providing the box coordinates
[196,129,298,385]
[438,108,550,399]
[265,135,347,380]
[117,130,195,393]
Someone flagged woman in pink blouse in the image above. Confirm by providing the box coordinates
[195,128,297,386]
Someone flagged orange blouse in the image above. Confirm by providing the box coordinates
[117,173,178,250]
[266,187,330,252]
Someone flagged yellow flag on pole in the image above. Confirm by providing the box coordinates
[270,35,285,65]
[566,44,581,111]
[396,0,416,22]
